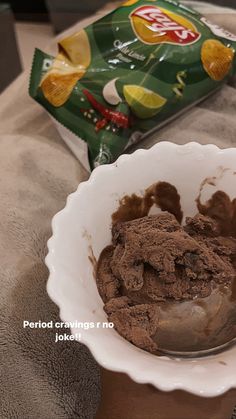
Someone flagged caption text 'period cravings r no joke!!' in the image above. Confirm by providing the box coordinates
[23,320,114,342]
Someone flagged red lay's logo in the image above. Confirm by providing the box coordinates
[130,6,201,45]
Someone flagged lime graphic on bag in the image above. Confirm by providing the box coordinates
[123,85,167,119]
[29,0,236,170]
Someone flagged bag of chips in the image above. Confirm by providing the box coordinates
[29,0,236,170]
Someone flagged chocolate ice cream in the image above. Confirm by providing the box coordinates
[96,182,236,354]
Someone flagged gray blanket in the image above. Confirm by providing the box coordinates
[0,3,236,418]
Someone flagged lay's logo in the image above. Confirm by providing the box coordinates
[130,6,201,45]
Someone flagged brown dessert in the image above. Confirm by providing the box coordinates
[96,182,236,354]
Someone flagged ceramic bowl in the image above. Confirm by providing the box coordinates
[46,142,236,396]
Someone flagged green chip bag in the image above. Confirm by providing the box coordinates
[29,0,236,170]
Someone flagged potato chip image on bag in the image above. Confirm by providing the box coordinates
[40,30,91,107]
[29,0,236,170]
[58,30,91,67]
[41,72,83,107]
[201,39,235,81]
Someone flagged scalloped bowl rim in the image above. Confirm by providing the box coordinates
[45,142,236,397]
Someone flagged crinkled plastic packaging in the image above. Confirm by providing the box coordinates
[29,0,236,170]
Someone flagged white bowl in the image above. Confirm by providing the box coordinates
[46,142,236,397]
